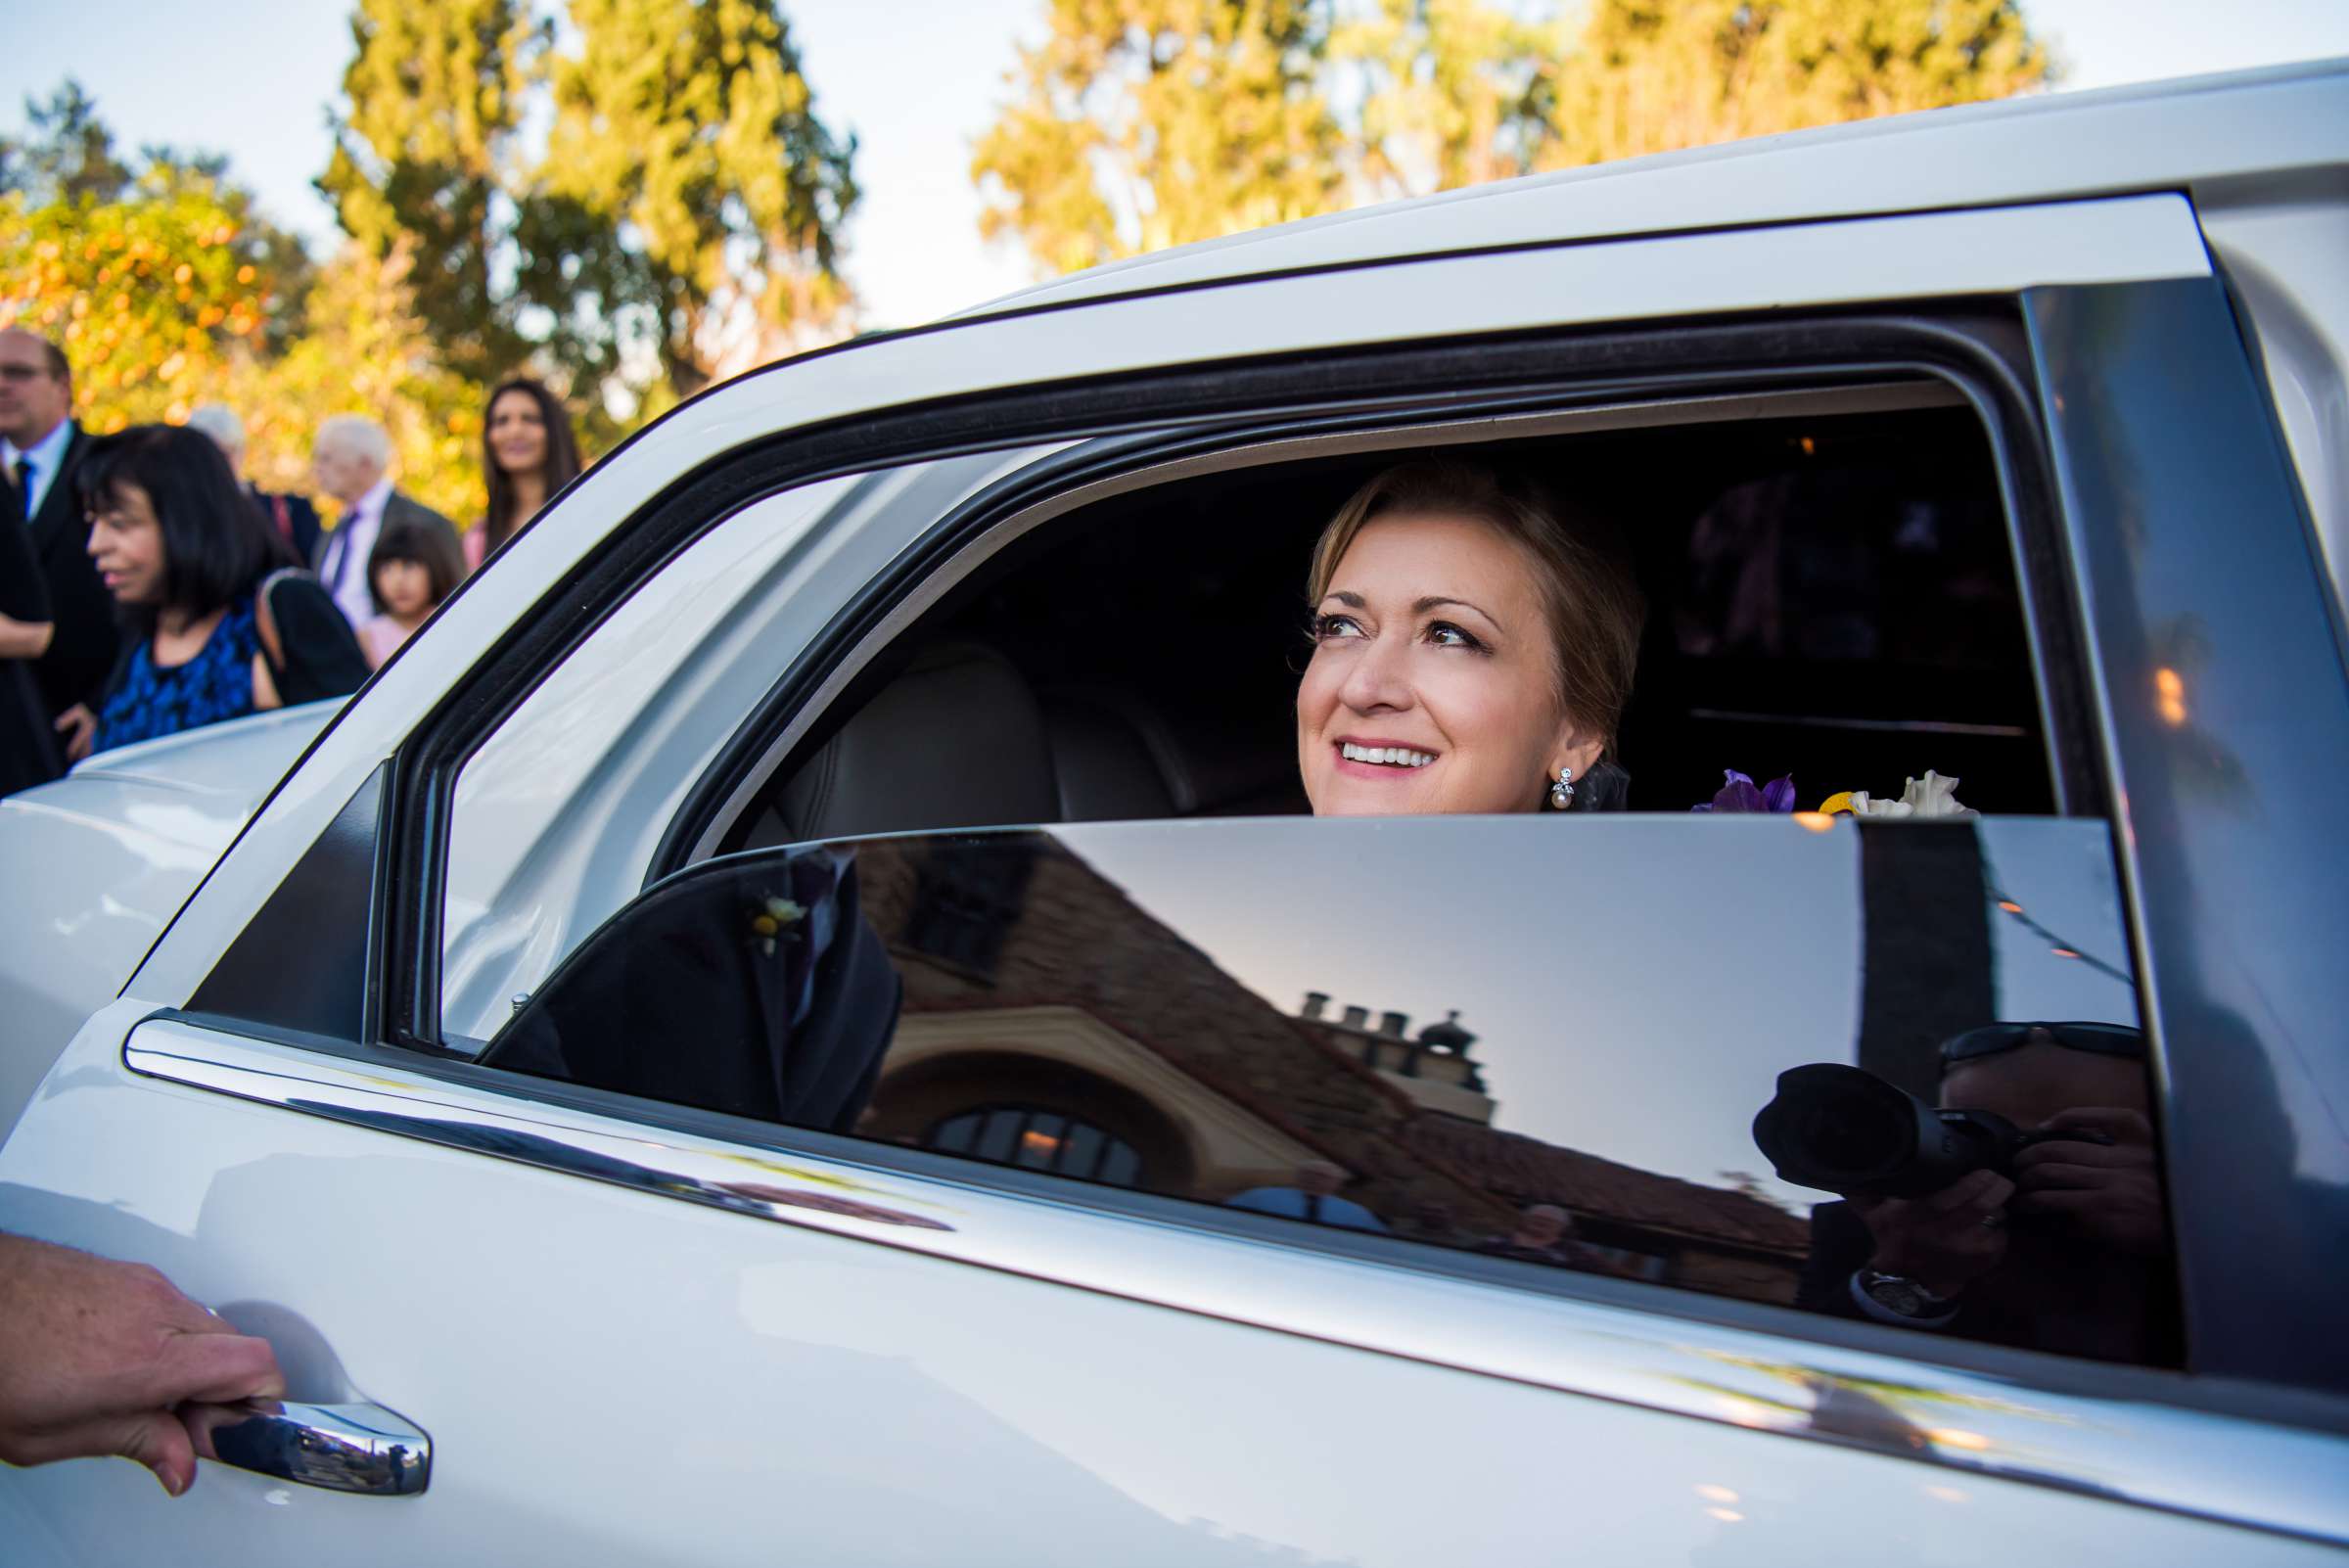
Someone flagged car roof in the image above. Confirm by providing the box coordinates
[958,58,2347,319]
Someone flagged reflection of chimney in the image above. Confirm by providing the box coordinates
[1341,1004,1369,1030]
[1380,1010,1409,1038]
[1301,991,1330,1020]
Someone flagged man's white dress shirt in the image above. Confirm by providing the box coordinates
[318,476,394,628]
[3,418,74,526]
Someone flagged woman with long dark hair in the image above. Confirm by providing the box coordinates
[469,377,582,570]
[59,425,367,761]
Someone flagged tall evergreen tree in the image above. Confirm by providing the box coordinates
[542,0,860,400]
[321,0,857,409]
[0,81,137,205]
[320,0,543,386]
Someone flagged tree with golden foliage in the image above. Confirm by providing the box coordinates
[1,82,484,526]
[227,241,486,529]
[1332,0,1562,200]
[1538,0,2051,168]
[0,85,293,432]
[0,175,277,432]
[976,0,2052,277]
[974,0,1347,274]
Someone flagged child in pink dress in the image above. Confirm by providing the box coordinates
[359,515,467,669]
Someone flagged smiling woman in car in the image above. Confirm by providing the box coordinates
[1297,460,1645,815]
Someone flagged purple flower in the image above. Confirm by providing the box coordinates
[1693,768,1797,812]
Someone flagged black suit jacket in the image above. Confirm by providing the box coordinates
[0,498,61,792]
[485,848,901,1132]
[9,424,119,719]
[249,484,322,566]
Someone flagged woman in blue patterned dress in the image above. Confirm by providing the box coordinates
[58,425,365,762]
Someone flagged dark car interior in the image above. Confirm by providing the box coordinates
[723,399,2050,852]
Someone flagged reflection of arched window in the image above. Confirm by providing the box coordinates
[926,1105,1144,1187]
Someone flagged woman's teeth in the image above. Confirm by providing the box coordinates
[1341,743,1435,768]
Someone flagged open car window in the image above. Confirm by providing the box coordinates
[727,391,2053,853]
[482,811,2176,1371]
[441,379,2064,1046]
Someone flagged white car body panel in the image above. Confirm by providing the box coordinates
[0,704,333,1134]
[1,1012,2339,1567]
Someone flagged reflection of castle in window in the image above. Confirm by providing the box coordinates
[856,833,1810,1307]
[1293,992,1494,1122]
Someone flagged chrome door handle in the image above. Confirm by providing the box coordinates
[187,1399,432,1496]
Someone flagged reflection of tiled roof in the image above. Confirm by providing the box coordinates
[1400,1115,1810,1255]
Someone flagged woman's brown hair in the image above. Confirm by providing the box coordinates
[1306,459,1645,763]
[481,377,583,554]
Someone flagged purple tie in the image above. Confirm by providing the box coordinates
[328,504,360,594]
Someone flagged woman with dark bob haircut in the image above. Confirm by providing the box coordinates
[469,376,583,569]
[60,424,368,761]
[1296,459,1644,817]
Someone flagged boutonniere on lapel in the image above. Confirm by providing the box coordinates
[747,896,806,957]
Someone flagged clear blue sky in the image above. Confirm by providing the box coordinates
[6,0,2347,330]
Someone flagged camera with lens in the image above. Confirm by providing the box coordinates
[1751,1063,2087,1199]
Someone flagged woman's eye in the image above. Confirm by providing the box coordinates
[1427,621,1486,651]
[1313,614,1365,641]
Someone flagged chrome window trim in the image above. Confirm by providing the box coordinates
[127,1019,2349,1548]
[681,377,1968,862]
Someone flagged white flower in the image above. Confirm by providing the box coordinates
[1847,770,1977,819]
[749,896,807,956]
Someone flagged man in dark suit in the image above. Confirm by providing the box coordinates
[309,414,460,629]
[0,328,116,733]
[187,403,321,564]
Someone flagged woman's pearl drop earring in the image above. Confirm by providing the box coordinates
[1549,765,1575,809]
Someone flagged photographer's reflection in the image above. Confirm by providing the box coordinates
[1758,1023,2177,1363]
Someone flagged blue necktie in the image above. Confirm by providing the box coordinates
[11,455,30,518]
